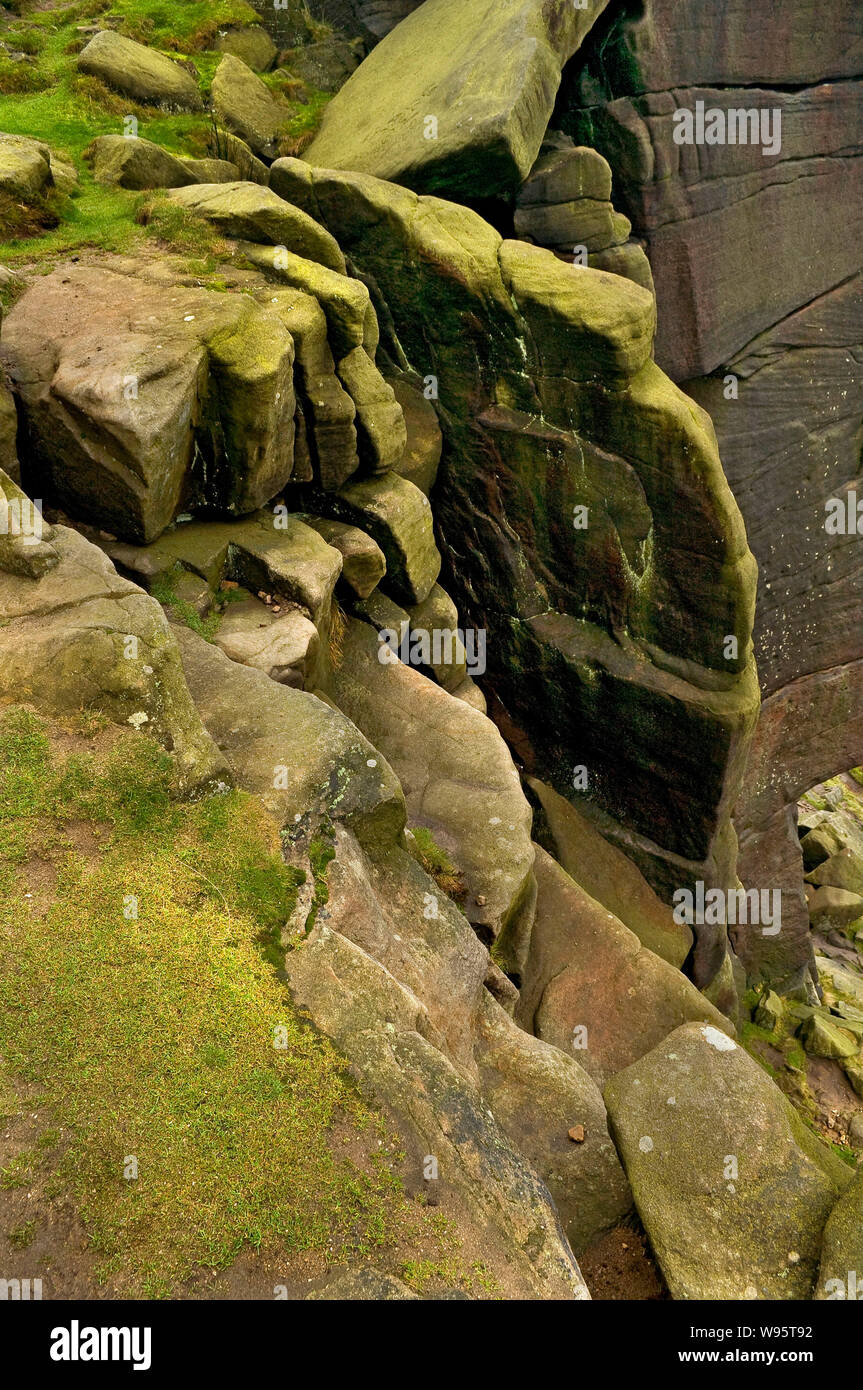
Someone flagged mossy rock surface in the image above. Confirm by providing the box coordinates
[77,30,203,111]
[605,1021,853,1300]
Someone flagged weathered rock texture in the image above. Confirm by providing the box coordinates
[557,0,863,992]
[306,0,613,197]
[273,157,760,996]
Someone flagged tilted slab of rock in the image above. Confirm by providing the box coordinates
[604,1022,854,1300]
[267,161,760,991]
[527,776,692,968]
[814,1166,863,1300]
[89,134,199,190]
[306,0,612,198]
[321,824,631,1255]
[331,617,534,951]
[0,524,225,795]
[285,920,590,1299]
[518,848,731,1086]
[167,183,346,272]
[175,625,404,852]
[77,30,202,110]
[2,265,296,545]
[210,53,291,161]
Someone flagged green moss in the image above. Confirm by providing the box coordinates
[303,820,336,936]
[409,826,465,902]
[150,563,221,640]
[0,706,450,1294]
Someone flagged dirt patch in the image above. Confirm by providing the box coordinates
[579,1224,668,1301]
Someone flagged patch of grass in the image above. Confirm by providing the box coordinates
[150,563,222,641]
[0,707,450,1294]
[0,55,50,93]
[302,821,335,936]
[8,1219,35,1248]
[409,826,465,902]
[134,192,232,268]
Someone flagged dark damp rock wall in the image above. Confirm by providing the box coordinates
[556,0,863,993]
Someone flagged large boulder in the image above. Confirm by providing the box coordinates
[306,0,612,197]
[2,265,297,545]
[0,522,226,795]
[604,1022,854,1300]
[89,134,197,190]
[210,54,291,161]
[518,848,731,1085]
[0,132,53,199]
[216,26,277,72]
[331,618,534,953]
[77,30,202,111]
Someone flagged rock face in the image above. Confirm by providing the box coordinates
[274,157,760,996]
[518,849,730,1085]
[306,0,613,197]
[331,617,535,955]
[605,1022,854,1300]
[2,264,296,544]
[77,30,203,110]
[814,1167,863,1300]
[557,1,863,992]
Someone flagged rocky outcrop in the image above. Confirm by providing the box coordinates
[2,265,297,544]
[554,0,863,994]
[272,157,760,996]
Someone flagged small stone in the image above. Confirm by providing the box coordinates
[568,1124,585,1143]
